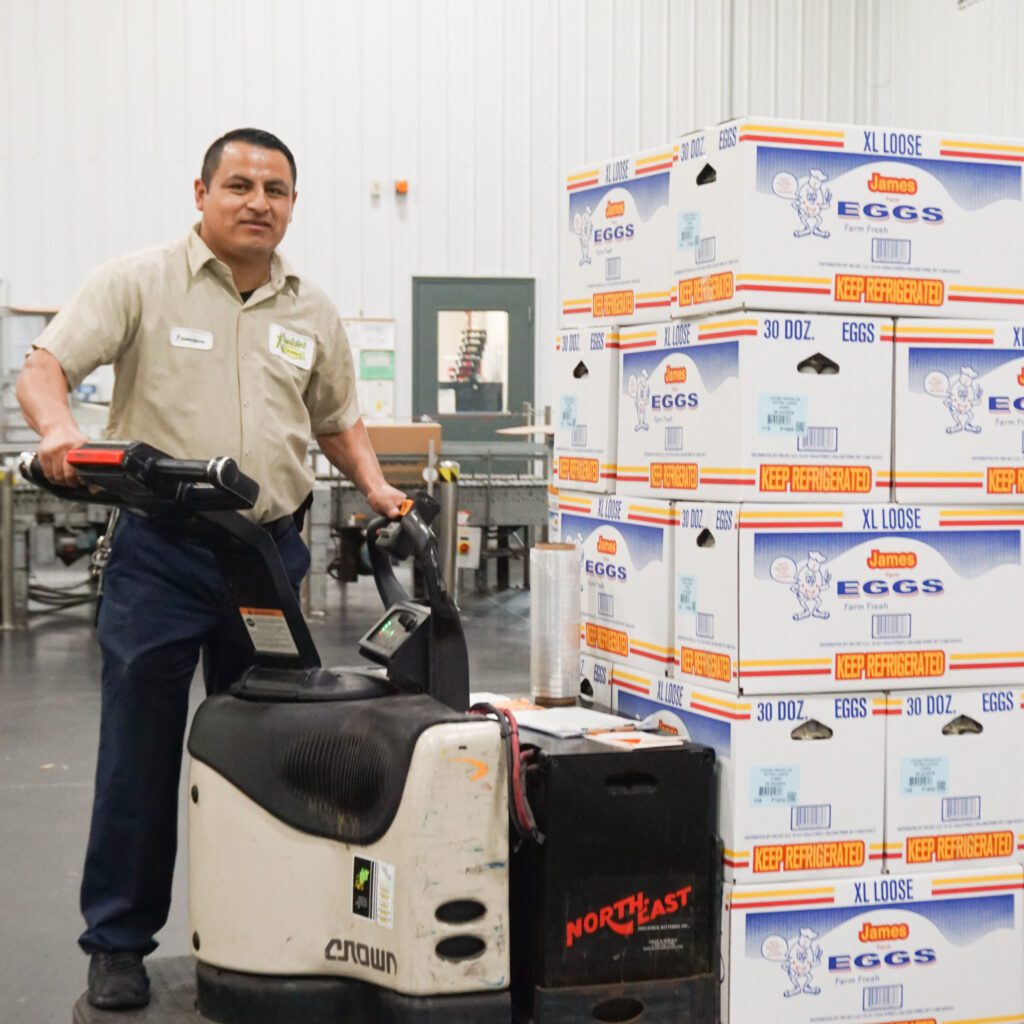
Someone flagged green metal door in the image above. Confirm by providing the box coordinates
[412,277,535,443]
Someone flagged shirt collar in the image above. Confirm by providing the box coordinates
[186,223,300,295]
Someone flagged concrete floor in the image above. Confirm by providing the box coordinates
[0,567,532,1024]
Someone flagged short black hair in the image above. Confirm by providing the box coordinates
[201,128,297,188]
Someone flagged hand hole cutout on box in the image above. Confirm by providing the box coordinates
[580,675,594,698]
[696,163,717,185]
[790,719,834,742]
[696,528,716,548]
[572,360,590,380]
[941,714,983,737]
[797,353,840,375]
[605,771,658,796]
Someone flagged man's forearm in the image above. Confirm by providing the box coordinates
[317,419,388,495]
[16,349,79,435]
[16,348,89,485]
[317,420,406,518]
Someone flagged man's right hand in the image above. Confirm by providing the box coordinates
[37,425,90,487]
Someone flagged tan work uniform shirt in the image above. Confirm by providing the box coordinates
[35,226,360,522]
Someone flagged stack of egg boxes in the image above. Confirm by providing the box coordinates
[555,117,1024,1024]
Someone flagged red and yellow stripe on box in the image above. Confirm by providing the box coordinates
[885,324,996,345]
[697,317,759,341]
[737,122,846,149]
[566,167,600,191]
[940,137,1024,164]
[737,509,844,530]
[727,884,837,910]
[735,273,831,298]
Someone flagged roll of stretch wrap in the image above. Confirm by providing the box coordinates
[530,543,580,705]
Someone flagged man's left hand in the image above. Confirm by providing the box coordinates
[366,482,407,519]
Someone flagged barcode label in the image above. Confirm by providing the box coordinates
[872,238,911,265]
[909,775,947,792]
[606,256,621,281]
[863,985,903,1012]
[766,413,800,428]
[798,426,839,452]
[598,593,614,618]
[758,785,794,800]
[572,425,588,447]
[942,795,982,822]
[873,613,911,639]
[665,426,684,451]
[696,236,716,264]
[696,612,714,639]
[791,804,831,831]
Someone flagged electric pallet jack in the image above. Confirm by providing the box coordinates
[22,441,721,1024]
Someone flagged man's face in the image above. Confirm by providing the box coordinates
[194,142,296,261]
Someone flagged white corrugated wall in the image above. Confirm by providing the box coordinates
[1,0,1021,415]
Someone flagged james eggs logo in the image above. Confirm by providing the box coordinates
[867,172,918,195]
[858,921,910,942]
[605,199,625,218]
[664,365,688,384]
[866,550,917,570]
[596,536,618,555]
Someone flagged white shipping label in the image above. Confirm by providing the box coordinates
[560,395,578,427]
[238,607,298,656]
[170,326,213,350]
[269,323,315,370]
[677,574,697,614]
[902,755,950,797]
[677,211,701,249]
[758,394,808,435]
[751,766,800,807]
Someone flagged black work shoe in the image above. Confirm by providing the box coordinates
[87,951,151,1010]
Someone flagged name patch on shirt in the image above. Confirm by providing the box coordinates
[269,324,314,370]
[170,326,213,350]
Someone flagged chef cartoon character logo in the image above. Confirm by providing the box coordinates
[923,366,983,435]
[572,205,594,266]
[627,369,651,432]
[770,551,831,621]
[761,928,823,998]
[772,169,832,239]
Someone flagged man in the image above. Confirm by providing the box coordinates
[16,128,405,1010]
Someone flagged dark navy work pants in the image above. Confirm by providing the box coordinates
[78,511,310,954]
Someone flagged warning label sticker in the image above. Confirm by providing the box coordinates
[238,606,299,656]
